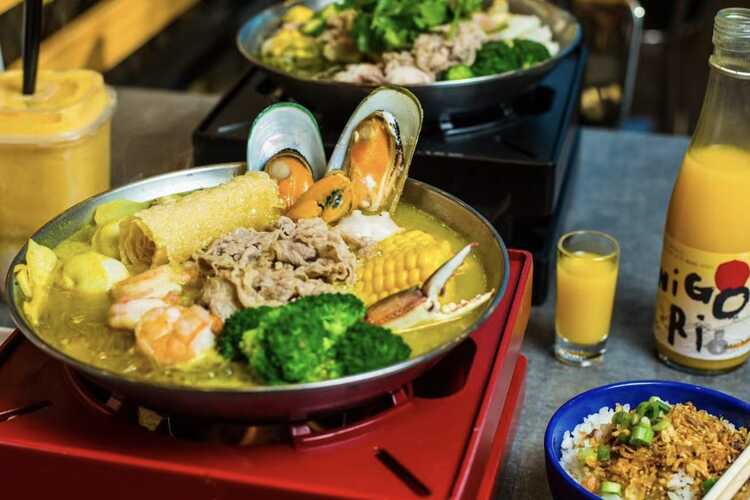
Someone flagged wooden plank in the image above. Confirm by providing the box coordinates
[9,0,199,71]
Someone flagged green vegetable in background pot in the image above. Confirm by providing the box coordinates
[301,16,327,36]
[513,39,551,68]
[444,64,474,80]
[343,0,479,54]
[350,12,384,53]
[471,40,521,76]
[449,0,483,28]
[320,3,339,19]
[466,38,552,79]
[415,0,449,29]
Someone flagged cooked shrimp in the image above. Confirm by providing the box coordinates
[134,305,221,366]
[108,297,171,330]
[108,264,195,331]
[111,264,193,302]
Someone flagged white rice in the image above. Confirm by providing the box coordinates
[666,470,695,500]
[559,405,627,484]
[559,402,697,500]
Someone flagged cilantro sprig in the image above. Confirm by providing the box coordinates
[341,0,483,54]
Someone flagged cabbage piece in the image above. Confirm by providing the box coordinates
[94,199,148,226]
[54,240,92,261]
[13,239,58,325]
[91,220,121,258]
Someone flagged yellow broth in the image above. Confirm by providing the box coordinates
[390,204,489,355]
[32,202,490,388]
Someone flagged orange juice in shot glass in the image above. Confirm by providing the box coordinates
[554,230,620,366]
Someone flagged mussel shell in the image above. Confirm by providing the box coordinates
[328,86,423,211]
[264,148,313,180]
[246,102,327,180]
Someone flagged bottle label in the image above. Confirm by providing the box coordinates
[654,236,750,361]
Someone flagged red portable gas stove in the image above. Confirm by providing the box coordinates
[0,250,532,500]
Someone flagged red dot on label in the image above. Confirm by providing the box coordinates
[715,260,750,290]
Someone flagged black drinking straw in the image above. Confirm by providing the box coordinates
[22,0,43,95]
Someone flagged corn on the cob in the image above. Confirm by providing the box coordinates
[355,230,453,306]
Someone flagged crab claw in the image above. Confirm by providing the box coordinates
[423,242,477,299]
[365,287,426,326]
[365,243,494,331]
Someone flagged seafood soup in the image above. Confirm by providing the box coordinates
[11,87,495,389]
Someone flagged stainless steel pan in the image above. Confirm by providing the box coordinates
[6,165,509,422]
[237,0,581,122]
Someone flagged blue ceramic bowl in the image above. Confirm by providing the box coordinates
[544,380,750,500]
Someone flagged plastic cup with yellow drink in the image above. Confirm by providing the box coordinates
[0,70,116,295]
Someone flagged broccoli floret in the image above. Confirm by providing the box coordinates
[294,293,365,337]
[261,307,340,383]
[228,295,413,384]
[336,321,412,376]
[513,39,551,68]
[237,293,365,384]
[217,306,273,361]
[444,64,474,81]
[471,40,521,76]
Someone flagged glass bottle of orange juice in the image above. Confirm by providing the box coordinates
[654,8,750,374]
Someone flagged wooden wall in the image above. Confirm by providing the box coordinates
[2,0,199,72]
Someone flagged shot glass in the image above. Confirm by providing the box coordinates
[554,230,620,366]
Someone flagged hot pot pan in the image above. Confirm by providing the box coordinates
[237,0,581,122]
[6,164,509,422]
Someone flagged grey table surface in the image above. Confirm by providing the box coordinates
[1,88,748,499]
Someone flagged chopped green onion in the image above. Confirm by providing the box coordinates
[630,425,654,447]
[576,447,597,465]
[640,416,652,428]
[702,478,717,494]
[636,401,650,418]
[600,481,622,495]
[612,410,630,426]
[630,412,642,427]
[650,396,672,413]
[652,418,671,432]
[597,445,611,461]
[600,495,621,500]
[617,429,631,443]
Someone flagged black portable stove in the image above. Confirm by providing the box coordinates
[193,47,586,304]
